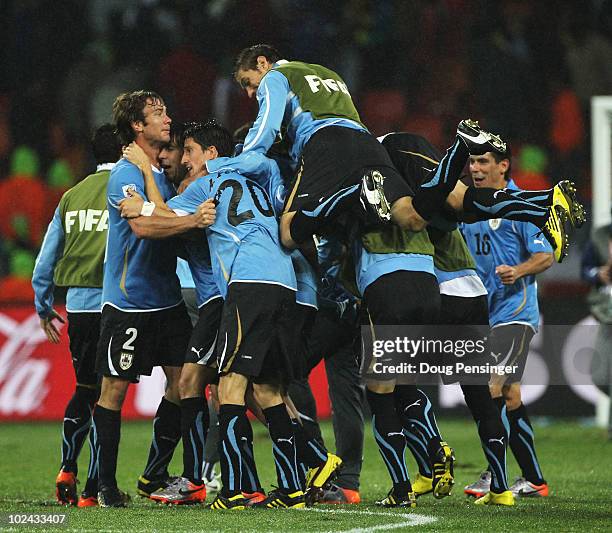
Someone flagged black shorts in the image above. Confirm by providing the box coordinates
[67,312,101,386]
[216,282,297,384]
[364,270,440,325]
[96,303,191,381]
[284,126,412,216]
[185,296,223,366]
[435,294,493,385]
[489,323,535,384]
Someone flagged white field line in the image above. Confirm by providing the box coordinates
[306,507,438,531]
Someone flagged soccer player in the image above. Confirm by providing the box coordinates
[93,91,210,507]
[121,121,305,510]
[380,132,513,506]
[121,126,224,505]
[32,124,121,507]
[462,141,552,500]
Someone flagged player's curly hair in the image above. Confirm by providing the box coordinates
[183,120,233,158]
[112,90,164,145]
[234,44,281,74]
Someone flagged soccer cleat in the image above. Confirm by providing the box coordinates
[77,492,98,508]
[252,489,306,509]
[431,441,455,499]
[137,474,176,499]
[464,470,491,498]
[457,119,507,155]
[55,469,78,506]
[474,490,515,506]
[541,205,570,263]
[149,476,206,505]
[97,486,130,508]
[305,453,343,489]
[360,170,392,223]
[509,477,549,497]
[208,492,247,510]
[320,483,361,504]
[242,490,267,506]
[375,488,417,508]
[412,473,434,497]
[553,180,586,229]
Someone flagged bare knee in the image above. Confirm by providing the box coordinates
[98,376,130,410]
[179,363,214,399]
[366,379,396,395]
[503,383,522,411]
[163,365,182,404]
[445,181,467,213]
[252,382,283,410]
[217,372,248,405]
[390,197,427,231]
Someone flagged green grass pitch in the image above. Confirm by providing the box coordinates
[0,418,610,531]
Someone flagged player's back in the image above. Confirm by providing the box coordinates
[171,169,296,298]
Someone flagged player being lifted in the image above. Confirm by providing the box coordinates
[225,44,583,261]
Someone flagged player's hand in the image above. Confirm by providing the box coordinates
[195,199,216,228]
[119,192,145,218]
[122,142,149,170]
[495,264,519,285]
[39,308,65,344]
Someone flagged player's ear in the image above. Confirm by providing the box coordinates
[207,145,219,159]
[131,120,144,134]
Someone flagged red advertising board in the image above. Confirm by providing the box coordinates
[0,306,331,421]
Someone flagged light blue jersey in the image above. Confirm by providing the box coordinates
[207,151,316,307]
[177,239,221,308]
[461,182,553,329]
[103,159,182,311]
[167,169,296,298]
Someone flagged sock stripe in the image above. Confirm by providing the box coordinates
[372,418,408,482]
[404,431,432,476]
[221,441,236,492]
[517,433,543,480]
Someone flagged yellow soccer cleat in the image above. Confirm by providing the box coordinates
[375,488,417,508]
[541,205,569,263]
[553,180,586,229]
[412,473,433,497]
[208,492,246,510]
[305,453,343,489]
[252,489,305,509]
[432,442,455,499]
[474,490,515,506]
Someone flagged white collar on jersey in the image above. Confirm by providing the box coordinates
[96,163,116,172]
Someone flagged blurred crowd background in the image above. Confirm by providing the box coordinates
[1,0,611,303]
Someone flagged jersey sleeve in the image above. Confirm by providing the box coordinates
[107,162,146,210]
[520,222,554,254]
[241,70,290,154]
[32,207,64,318]
[166,178,209,216]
